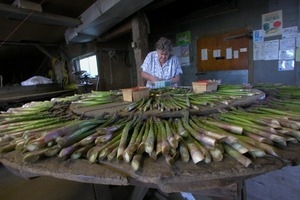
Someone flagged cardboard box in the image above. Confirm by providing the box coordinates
[192,80,218,93]
[122,86,150,101]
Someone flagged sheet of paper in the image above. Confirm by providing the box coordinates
[279,38,295,60]
[253,42,264,61]
[213,49,221,58]
[226,48,232,59]
[264,39,279,60]
[278,60,295,71]
[201,48,208,60]
[253,29,264,43]
[233,50,239,59]
[282,26,298,39]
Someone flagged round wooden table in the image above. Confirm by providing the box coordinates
[1,88,300,199]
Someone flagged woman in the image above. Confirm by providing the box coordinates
[141,37,183,88]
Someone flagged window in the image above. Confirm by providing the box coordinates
[79,55,98,78]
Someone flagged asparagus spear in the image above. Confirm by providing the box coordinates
[87,133,122,163]
[156,118,170,155]
[131,153,143,171]
[185,136,204,164]
[117,116,138,160]
[71,144,94,160]
[179,141,190,162]
[223,143,252,167]
[123,120,143,163]
[164,120,178,148]
[181,117,216,147]
[145,117,156,155]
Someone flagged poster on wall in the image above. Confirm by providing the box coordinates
[264,39,279,60]
[253,29,264,43]
[174,31,191,66]
[253,42,264,61]
[282,26,298,39]
[262,10,283,37]
[278,60,294,71]
[279,37,295,60]
[176,31,191,46]
[173,44,190,66]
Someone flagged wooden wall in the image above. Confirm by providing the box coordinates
[197,28,250,72]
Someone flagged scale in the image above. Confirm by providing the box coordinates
[72,70,93,93]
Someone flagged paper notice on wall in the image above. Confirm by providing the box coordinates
[282,26,298,39]
[279,38,296,60]
[213,49,221,58]
[173,45,190,66]
[253,42,264,61]
[226,48,232,59]
[233,50,239,59]
[278,60,295,71]
[253,29,264,43]
[279,49,295,60]
[264,39,279,60]
[201,48,208,60]
[280,37,296,50]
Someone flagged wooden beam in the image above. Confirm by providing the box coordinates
[97,19,132,42]
[131,12,149,86]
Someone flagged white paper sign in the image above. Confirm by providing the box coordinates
[264,40,279,60]
[278,60,295,71]
[201,49,208,60]
[279,38,296,60]
[234,50,239,59]
[253,42,264,61]
[226,48,232,59]
[213,49,221,58]
[282,26,298,39]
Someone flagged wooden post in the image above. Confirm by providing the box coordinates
[131,12,149,86]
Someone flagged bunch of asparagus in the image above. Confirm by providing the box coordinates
[122,84,259,112]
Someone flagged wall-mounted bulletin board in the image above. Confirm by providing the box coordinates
[197,28,251,72]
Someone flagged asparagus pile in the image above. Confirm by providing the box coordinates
[70,90,120,108]
[0,84,299,171]
[121,84,259,112]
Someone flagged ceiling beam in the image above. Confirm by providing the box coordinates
[97,18,132,42]
[0,3,81,27]
[65,0,154,43]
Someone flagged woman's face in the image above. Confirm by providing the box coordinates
[157,50,170,64]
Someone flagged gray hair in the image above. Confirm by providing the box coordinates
[156,37,172,52]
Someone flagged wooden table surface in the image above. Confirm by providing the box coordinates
[1,131,300,199]
[1,88,299,199]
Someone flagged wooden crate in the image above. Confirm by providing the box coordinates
[192,80,218,93]
[122,86,150,102]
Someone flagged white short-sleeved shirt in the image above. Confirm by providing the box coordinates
[141,51,183,88]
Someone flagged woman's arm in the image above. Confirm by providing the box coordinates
[141,71,160,85]
[169,74,180,84]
